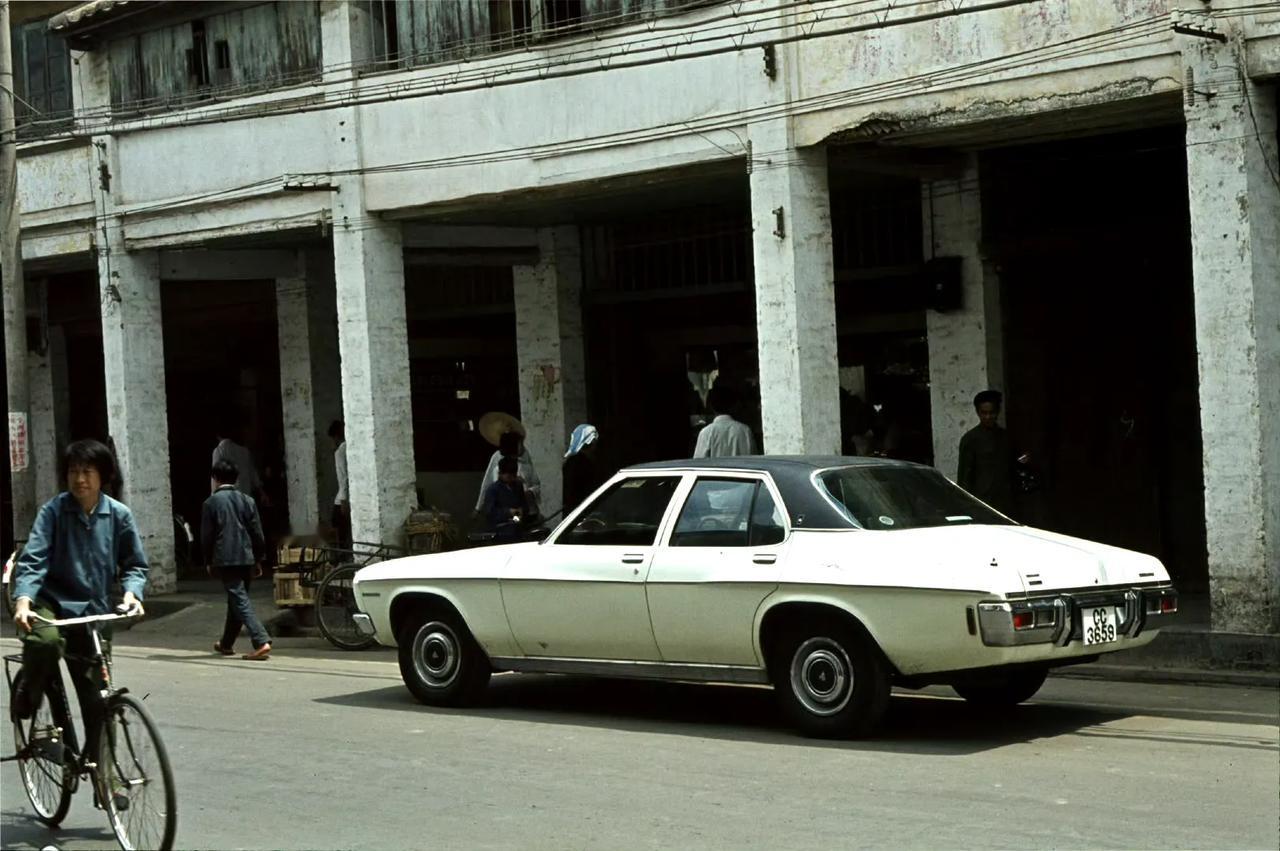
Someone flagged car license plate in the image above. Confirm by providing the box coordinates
[1083,606,1119,646]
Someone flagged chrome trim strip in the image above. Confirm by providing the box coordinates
[489,656,770,685]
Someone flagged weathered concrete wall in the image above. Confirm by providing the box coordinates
[923,157,1003,481]
[513,227,588,518]
[1184,36,1280,635]
[16,1,1240,248]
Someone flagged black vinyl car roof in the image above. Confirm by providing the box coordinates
[624,456,928,530]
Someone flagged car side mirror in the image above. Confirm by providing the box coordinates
[528,526,553,543]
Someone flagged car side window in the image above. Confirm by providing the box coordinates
[671,479,756,547]
[749,485,786,546]
[556,477,680,547]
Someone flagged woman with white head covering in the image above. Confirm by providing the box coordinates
[562,424,604,514]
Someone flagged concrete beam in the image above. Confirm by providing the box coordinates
[159,249,298,281]
[401,225,540,250]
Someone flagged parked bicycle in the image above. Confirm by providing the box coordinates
[4,609,177,851]
[304,542,406,651]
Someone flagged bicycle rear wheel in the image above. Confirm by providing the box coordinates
[315,563,376,650]
[11,670,73,826]
[99,693,177,851]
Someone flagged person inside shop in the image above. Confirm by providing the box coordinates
[694,385,757,458]
[957,389,1028,517]
[476,426,542,519]
[480,456,531,540]
[562,424,604,514]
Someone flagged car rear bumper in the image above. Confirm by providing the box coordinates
[977,585,1178,648]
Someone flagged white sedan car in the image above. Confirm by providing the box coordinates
[351,457,1177,738]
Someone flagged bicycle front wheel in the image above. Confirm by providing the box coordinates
[99,693,177,851]
[315,563,376,650]
[12,670,73,826]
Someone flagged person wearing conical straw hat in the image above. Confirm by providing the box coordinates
[475,412,542,519]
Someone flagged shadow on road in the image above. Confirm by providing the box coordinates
[0,812,116,851]
[315,675,1147,756]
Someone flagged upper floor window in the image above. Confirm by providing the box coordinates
[107,2,321,116]
[11,19,72,137]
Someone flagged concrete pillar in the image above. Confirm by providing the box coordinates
[513,227,587,518]
[307,251,344,516]
[922,158,1004,480]
[276,258,321,536]
[99,242,176,593]
[1184,40,1280,635]
[748,120,840,455]
[27,300,67,504]
[332,178,417,547]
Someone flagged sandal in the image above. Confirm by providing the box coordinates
[213,642,234,656]
[242,644,271,661]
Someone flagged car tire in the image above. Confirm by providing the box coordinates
[770,619,891,739]
[952,668,1047,706]
[398,612,491,707]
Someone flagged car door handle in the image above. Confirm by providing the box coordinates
[621,554,646,564]
[752,554,777,565]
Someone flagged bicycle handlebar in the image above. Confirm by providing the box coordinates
[28,609,143,628]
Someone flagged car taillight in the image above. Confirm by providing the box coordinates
[1012,611,1034,630]
[1160,596,1177,614]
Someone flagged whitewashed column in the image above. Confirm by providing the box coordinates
[276,256,322,536]
[922,157,1004,479]
[332,177,417,547]
[748,119,839,455]
[1184,39,1280,635]
[513,227,587,517]
[99,239,176,593]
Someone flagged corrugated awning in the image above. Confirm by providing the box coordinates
[47,0,154,33]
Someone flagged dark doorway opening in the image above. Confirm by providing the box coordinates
[161,279,285,563]
[984,127,1207,590]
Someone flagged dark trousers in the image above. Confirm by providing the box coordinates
[19,602,109,762]
[216,566,271,650]
[331,504,352,550]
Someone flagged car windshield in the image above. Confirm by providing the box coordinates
[816,465,1014,531]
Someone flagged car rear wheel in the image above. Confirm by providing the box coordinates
[398,613,491,707]
[952,668,1048,706]
[770,620,890,739]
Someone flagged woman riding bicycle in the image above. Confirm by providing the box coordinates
[10,438,148,772]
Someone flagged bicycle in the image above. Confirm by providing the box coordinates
[308,541,406,651]
[3,610,177,851]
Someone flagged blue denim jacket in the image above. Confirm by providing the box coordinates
[13,492,150,616]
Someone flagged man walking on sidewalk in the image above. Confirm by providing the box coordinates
[203,459,272,660]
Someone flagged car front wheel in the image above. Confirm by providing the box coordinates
[398,613,491,707]
[771,621,891,739]
[952,668,1047,706]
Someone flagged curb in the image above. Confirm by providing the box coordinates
[1050,664,1280,688]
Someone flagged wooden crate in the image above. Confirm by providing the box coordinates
[273,571,315,607]
[277,545,325,566]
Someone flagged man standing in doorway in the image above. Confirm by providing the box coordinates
[694,385,757,458]
[213,420,264,503]
[329,420,351,549]
[957,389,1018,517]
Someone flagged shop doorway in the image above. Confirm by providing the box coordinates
[985,128,1207,590]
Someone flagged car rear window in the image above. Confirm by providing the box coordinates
[817,466,1013,531]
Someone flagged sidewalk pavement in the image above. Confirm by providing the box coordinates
[117,578,1279,688]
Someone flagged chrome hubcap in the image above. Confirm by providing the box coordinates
[790,637,853,716]
[413,622,460,688]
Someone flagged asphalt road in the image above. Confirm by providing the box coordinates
[1,638,1276,851]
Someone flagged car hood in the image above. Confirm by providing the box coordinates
[864,524,1169,594]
